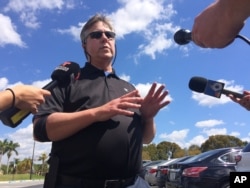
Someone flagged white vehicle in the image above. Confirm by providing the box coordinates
[235,143,250,172]
[144,159,176,186]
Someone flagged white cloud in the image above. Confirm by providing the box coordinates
[139,31,173,59]
[111,1,178,59]
[32,79,51,88]
[56,22,84,41]
[0,14,26,47]
[187,135,206,147]
[234,122,246,127]
[134,82,173,102]
[111,0,165,36]
[135,82,152,97]
[230,131,240,137]
[0,77,51,90]
[119,74,131,82]
[3,0,70,29]
[202,128,227,136]
[195,119,225,128]
[57,0,179,60]
[159,129,189,148]
[2,124,51,164]
[0,77,9,90]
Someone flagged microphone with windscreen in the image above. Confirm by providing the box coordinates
[188,76,244,99]
[174,29,192,45]
[0,61,81,128]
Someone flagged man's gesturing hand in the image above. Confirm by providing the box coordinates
[140,83,170,121]
[95,90,143,122]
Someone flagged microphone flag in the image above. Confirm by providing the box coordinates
[204,79,225,98]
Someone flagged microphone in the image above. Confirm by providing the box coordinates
[188,76,244,99]
[174,29,192,45]
[174,29,250,46]
[0,61,81,128]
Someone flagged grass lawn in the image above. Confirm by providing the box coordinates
[0,174,44,181]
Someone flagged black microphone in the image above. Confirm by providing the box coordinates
[174,29,250,46]
[188,76,244,99]
[0,61,81,128]
[174,29,192,45]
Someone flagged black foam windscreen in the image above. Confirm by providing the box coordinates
[51,61,80,83]
[188,76,207,93]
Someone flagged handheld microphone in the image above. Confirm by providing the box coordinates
[188,76,244,99]
[0,61,81,128]
[174,29,250,46]
[174,29,192,45]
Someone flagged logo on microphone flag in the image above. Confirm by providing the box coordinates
[204,80,225,98]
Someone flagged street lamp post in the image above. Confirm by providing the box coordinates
[30,140,36,180]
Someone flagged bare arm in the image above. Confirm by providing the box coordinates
[192,0,250,48]
[0,89,15,110]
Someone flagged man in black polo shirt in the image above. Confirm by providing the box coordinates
[33,14,170,188]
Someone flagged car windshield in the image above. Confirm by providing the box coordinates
[242,143,250,152]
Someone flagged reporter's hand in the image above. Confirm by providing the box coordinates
[229,91,250,111]
[12,85,51,114]
[192,1,244,48]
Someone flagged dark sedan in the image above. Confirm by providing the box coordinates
[166,147,241,188]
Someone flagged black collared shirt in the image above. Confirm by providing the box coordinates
[34,62,143,179]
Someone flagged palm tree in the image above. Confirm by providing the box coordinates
[6,140,20,174]
[0,139,9,171]
[38,153,48,175]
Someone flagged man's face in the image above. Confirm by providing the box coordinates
[84,21,115,64]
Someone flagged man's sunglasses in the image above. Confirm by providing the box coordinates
[87,31,116,40]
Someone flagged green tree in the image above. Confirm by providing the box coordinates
[142,150,151,160]
[157,141,183,159]
[0,139,9,171]
[188,144,201,156]
[38,153,48,175]
[200,135,245,152]
[143,143,158,160]
[6,140,20,174]
[17,158,32,174]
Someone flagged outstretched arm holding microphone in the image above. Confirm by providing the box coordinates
[0,85,50,113]
[191,0,250,48]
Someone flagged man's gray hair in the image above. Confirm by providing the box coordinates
[80,14,114,43]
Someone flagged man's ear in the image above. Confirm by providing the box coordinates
[82,43,86,49]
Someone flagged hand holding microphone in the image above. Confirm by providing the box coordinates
[0,61,81,128]
[188,76,250,111]
[174,29,250,47]
[188,76,244,99]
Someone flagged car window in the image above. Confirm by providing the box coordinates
[218,150,239,164]
[219,151,238,164]
[242,143,250,152]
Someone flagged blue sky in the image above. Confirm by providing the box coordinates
[0,0,250,163]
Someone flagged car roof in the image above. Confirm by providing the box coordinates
[157,158,177,166]
[180,147,241,163]
[143,160,165,167]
